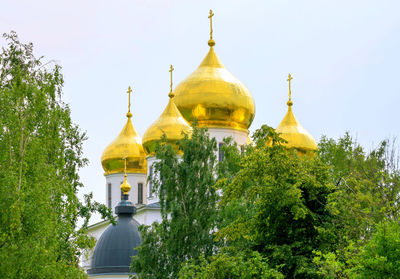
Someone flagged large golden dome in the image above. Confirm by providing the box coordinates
[276,74,318,153]
[142,92,192,156]
[101,88,147,175]
[173,45,255,132]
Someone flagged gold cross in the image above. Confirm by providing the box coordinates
[169,65,174,94]
[208,9,214,40]
[122,156,127,174]
[287,73,293,101]
[121,155,130,195]
[127,86,132,114]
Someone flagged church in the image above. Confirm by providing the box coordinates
[83,10,318,278]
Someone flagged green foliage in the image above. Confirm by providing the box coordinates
[132,125,400,278]
[312,134,400,278]
[131,127,219,278]
[0,31,113,278]
[354,220,400,278]
[314,221,400,279]
[178,249,283,279]
[319,133,400,229]
[216,137,242,180]
[215,125,336,278]
[314,134,400,277]
[313,250,349,278]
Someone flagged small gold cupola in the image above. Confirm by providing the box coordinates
[142,65,192,155]
[101,86,147,175]
[120,157,132,195]
[276,74,318,153]
[173,10,255,132]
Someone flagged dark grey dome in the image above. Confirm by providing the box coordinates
[87,199,141,276]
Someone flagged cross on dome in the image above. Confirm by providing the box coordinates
[286,73,293,107]
[169,65,174,98]
[208,9,215,47]
[126,86,133,118]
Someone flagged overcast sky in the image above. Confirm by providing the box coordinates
[2,0,400,221]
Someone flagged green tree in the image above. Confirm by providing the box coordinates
[319,134,400,237]
[0,31,112,278]
[179,248,283,279]
[213,125,337,278]
[313,134,400,277]
[131,127,219,278]
[353,220,400,278]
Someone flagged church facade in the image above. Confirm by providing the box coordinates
[83,10,318,278]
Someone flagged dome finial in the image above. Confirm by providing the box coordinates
[208,9,215,47]
[120,156,131,195]
[126,86,133,118]
[286,73,293,107]
[168,65,174,98]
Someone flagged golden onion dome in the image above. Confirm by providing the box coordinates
[120,174,131,194]
[101,87,147,175]
[173,37,255,132]
[276,106,318,152]
[142,66,192,156]
[276,74,318,153]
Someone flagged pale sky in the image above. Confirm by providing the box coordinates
[2,0,400,223]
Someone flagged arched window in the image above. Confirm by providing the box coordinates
[120,181,124,200]
[138,183,143,204]
[107,183,112,208]
[148,166,153,198]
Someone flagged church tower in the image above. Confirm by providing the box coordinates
[101,87,147,212]
[173,10,255,160]
[142,65,192,203]
[84,11,321,276]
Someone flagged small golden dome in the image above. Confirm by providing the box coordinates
[276,106,318,152]
[275,74,318,153]
[276,74,317,153]
[173,46,255,132]
[120,174,131,194]
[101,117,147,175]
[142,95,192,156]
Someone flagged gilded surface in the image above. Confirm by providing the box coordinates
[142,96,192,155]
[120,174,131,194]
[101,117,147,175]
[173,47,255,132]
[276,74,318,153]
[276,106,318,152]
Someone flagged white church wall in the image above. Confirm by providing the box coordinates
[207,128,248,161]
[207,127,248,146]
[135,207,162,226]
[105,173,147,214]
